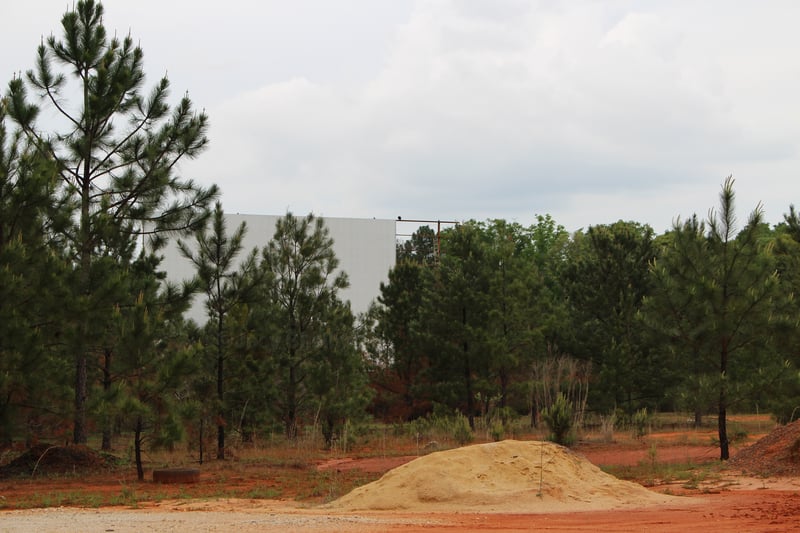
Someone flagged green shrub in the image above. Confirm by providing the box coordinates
[632,408,649,439]
[600,411,617,443]
[541,393,574,446]
[490,422,504,442]
[451,412,474,445]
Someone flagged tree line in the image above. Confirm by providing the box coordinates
[2,1,799,470]
[373,180,800,460]
[0,1,367,479]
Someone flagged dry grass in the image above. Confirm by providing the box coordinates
[0,412,776,510]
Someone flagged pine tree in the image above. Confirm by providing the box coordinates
[5,0,218,444]
[0,102,71,444]
[179,203,263,459]
[421,222,491,429]
[311,301,371,448]
[112,268,198,480]
[482,219,545,413]
[645,177,786,460]
[561,221,658,413]
[261,212,349,439]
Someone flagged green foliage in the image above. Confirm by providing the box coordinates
[632,408,649,439]
[311,303,373,449]
[541,393,574,446]
[450,413,475,445]
[560,220,659,413]
[367,256,429,421]
[399,409,475,447]
[259,212,366,441]
[407,220,550,429]
[419,222,490,426]
[643,177,790,460]
[4,0,218,445]
[396,225,437,265]
[4,6,800,450]
[490,421,505,442]
[530,352,591,431]
[599,411,617,442]
[0,104,72,444]
[179,202,264,459]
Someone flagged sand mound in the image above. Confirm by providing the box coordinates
[730,419,800,476]
[328,440,682,513]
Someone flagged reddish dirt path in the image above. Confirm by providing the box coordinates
[4,488,799,532]
[578,439,727,466]
[3,433,800,532]
[394,491,800,533]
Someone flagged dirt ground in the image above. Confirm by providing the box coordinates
[2,425,800,532]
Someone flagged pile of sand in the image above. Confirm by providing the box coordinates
[328,440,683,513]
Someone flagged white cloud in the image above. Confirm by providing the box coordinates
[5,1,800,232]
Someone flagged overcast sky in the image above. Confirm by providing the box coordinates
[3,1,800,234]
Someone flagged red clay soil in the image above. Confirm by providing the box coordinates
[2,429,800,532]
[393,491,800,533]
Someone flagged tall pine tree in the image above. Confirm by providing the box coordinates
[5,0,217,444]
[646,177,786,459]
[179,203,263,460]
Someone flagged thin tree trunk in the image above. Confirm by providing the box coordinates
[285,317,299,440]
[217,313,225,460]
[74,96,93,446]
[718,343,730,460]
[499,370,509,410]
[199,416,204,465]
[286,364,298,439]
[74,354,88,445]
[718,397,729,460]
[463,306,475,430]
[135,415,144,481]
[101,348,112,451]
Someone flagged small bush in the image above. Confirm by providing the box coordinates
[451,413,474,445]
[632,408,649,439]
[403,410,474,447]
[541,393,574,446]
[730,425,748,445]
[490,422,504,442]
[600,412,616,443]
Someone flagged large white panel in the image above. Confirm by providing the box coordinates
[156,214,396,323]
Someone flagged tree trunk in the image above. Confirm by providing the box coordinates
[718,343,730,461]
[135,415,144,481]
[74,355,88,445]
[74,124,93,446]
[499,264,509,412]
[216,355,225,461]
[101,348,112,451]
[499,370,509,411]
[199,416,204,465]
[0,402,12,448]
[463,306,475,430]
[285,364,298,439]
[216,314,225,460]
[718,399,729,460]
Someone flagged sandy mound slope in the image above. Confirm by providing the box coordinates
[328,440,684,513]
[730,419,800,476]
